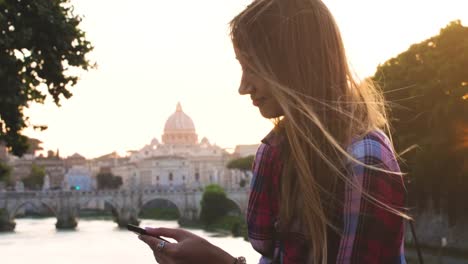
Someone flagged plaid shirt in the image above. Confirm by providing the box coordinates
[247,129,406,264]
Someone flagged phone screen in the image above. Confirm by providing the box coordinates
[127,224,148,235]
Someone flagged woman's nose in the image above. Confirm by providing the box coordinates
[238,84,254,95]
[239,75,255,95]
[238,74,255,95]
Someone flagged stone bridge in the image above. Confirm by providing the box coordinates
[0,187,249,231]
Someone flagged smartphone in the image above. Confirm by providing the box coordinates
[126,224,170,242]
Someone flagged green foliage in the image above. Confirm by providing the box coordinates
[210,215,246,237]
[0,0,94,156]
[96,173,123,190]
[78,209,113,218]
[227,155,254,171]
[372,20,468,219]
[200,184,231,226]
[139,207,180,220]
[23,164,45,189]
[227,155,254,187]
[0,161,11,183]
[204,184,225,194]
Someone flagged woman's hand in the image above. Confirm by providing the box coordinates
[138,227,237,264]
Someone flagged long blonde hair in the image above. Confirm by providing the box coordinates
[230,0,409,263]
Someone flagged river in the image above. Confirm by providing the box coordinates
[0,218,261,264]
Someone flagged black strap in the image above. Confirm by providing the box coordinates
[349,132,424,263]
[368,131,424,263]
[409,219,424,264]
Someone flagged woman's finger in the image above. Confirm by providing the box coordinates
[139,235,156,250]
[153,251,166,264]
[139,235,166,251]
[139,235,178,256]
[153,251,163,264]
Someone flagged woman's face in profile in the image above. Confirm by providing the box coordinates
[235,49,284,119]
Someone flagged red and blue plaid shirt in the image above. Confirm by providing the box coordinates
[247,129,407,263]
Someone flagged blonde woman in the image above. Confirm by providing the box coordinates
[138,0,409,263]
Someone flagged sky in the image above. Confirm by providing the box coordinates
[23,0,468,159]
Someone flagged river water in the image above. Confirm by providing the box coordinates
[0,218,261,264]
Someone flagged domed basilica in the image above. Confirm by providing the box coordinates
[126,103,235,189]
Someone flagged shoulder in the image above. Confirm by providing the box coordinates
[345,130,405,202]
[338,131,406,263]
[253,142,281,173]
[347,130,400,172]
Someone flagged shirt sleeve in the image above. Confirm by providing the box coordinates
[336,133,407,264]
[247,143,280,260]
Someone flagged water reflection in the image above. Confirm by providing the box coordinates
[0,218,260,264]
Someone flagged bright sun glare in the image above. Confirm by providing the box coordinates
[23,0,468,159]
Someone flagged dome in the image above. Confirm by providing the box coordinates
[150,138,159,146]
[200,137,210,144]
[164,103,196,132]
[162,103,198,145]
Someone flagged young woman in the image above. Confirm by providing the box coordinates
[138,0,409,263]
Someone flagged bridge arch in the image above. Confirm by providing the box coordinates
[224,198,242,216]
[0,188,250,229]
[11,200,56,219]
[79,197,119,212]
[139,198,181,219]
[77,198,120,219]
[196,195,243,219]
[225,190,249,216]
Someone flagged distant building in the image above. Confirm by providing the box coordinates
[35,156,65,188]
[89,152,128,177]
[10,151,65,189]
[9,138,46,184]
[10,157,34,183]
[128,103,234,189]
[233,144,259,158]
[64,153,87,171]
[111,163,138,188]
[83,103,253,189]
[64,166,94,191]
[137,156,191,188]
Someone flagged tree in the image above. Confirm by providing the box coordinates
[227,155,254,171]
[96,172,123,190]
[372,20,468,220]
[199,184,232,226]
[227,155,254,187]
[0,161,11,184]
[23,164,45,189]
[0,0,94,156]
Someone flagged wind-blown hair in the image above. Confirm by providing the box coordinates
[230,0,409,263]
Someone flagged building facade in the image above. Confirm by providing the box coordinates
[64,166,94,191]
[6,104,255,191]
[64,153,87,171]
[35,156,66,188]
[125,103,234,189]
[233,144,259,158]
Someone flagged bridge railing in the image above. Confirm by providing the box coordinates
[0,185,249,199]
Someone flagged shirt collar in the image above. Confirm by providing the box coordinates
[261,127,284,147]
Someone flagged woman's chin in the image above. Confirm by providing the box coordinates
[259,108,283,119]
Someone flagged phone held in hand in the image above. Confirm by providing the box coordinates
[126,224,170,242]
